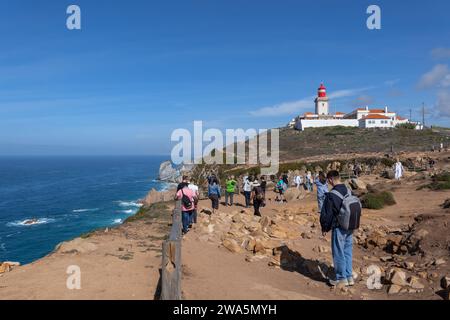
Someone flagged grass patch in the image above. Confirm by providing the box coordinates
[124,202,171,223]
[361,191,396,210]
[418,171,450,191]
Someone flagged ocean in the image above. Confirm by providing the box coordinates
[0,156,170,265]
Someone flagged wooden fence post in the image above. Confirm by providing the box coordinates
[161,200,182,300]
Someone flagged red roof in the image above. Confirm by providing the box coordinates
[396,116,406,120]
[369,109,387,113]
[335,112,345,115]
[361,114,390,120]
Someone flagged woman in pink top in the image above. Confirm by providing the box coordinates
[176,183,195,234]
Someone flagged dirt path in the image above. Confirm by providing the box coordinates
[182,159,450,300]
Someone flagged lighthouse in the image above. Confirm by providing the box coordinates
[315,83,329,116]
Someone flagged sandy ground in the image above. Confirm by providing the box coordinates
[0,214,169,300]
[1,151,448,300]
[181,152,450,300]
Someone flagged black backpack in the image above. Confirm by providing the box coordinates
[181,189,193,209]
[254,186,264,201]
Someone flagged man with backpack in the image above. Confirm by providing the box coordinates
[320,171,362,287]
[176,183,196,235]
[251,179,265,217]
[225,175,237,206]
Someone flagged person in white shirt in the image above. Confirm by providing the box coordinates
[188,178,199,226]
[294,175,303,190]
[243,175,252,208]
[394,159,404,181]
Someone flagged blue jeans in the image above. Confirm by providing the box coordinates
[190,209,197,224]
[244,191,251,207]
[318,195,326,213]
[182,211,193,233]
[332,228,354,281]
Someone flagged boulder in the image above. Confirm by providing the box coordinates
[387,285,402,295]
[222,238,242,253]
[407,277,425,290]
[349,178,367,191]
[284,188,304,202]
[389,269,408,286]
[232,214,242,223]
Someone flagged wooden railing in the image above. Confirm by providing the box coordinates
[160,200,182,300]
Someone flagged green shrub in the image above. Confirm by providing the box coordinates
[419,171,450,190]
[361,193,385,210]
[396,123,416,130]
[361,191,396,210]
[379,191,397,206]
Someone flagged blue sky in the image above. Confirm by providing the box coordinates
[0,0,449,155]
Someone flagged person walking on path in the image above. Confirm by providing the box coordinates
[394,159,404,181]
[294,174,303,190]
[251,179,265,217]
[225,176,237,206]
[175,183,196,235]
[275,176,287,203]
[315,171,329,212]
[305,171,313,192]
[208,178,221,214]
[188,178,199,227]
[320,170,361,287]
[242,175,252,208]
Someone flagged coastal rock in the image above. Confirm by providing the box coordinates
[142,188,175,206]
[0,261,20,273]
[441,276,450,290]
[158,161,180,183]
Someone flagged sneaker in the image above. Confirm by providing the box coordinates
[328,279,349,287]
[347,277,355,286]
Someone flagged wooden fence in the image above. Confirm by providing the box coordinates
[160,200,182,300]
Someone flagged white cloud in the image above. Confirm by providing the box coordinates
[417,64,449,89]
[436,90,450,118]
[250,86,373,117]
[249,97,314,117]
[431,48,450,60]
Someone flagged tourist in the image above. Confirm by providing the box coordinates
[315,171,328,212]
[175,183,196,235]
[188,178,199,227]
[394,159,404,181]
[305,171,313,192]
[282,173,289,186]
[225,175,237,206]
[177,175,189,191]
[251,179,265,217]
[208,178,221,214]
[320,170,356,287]
[243,175,252,208]
[294,174,303,190]
[260,176,267,196]
[275,176,287,203]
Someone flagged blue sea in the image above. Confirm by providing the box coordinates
[0,156,170,265]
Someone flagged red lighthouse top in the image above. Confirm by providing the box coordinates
[318,83,327,98]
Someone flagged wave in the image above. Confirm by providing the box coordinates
[7,218,55,227]
[72,208,99,213]
[0,242,5,251]
[120,209,137,215]
[116,201,143,208]
[113,218,123,224]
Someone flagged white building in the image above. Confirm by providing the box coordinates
[294,83,417,131]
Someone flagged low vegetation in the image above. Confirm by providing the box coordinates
[361,191,397,210]
[419,171,450,190]
[124,202,171,223]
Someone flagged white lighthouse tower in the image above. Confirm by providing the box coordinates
[315,83,329,116]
